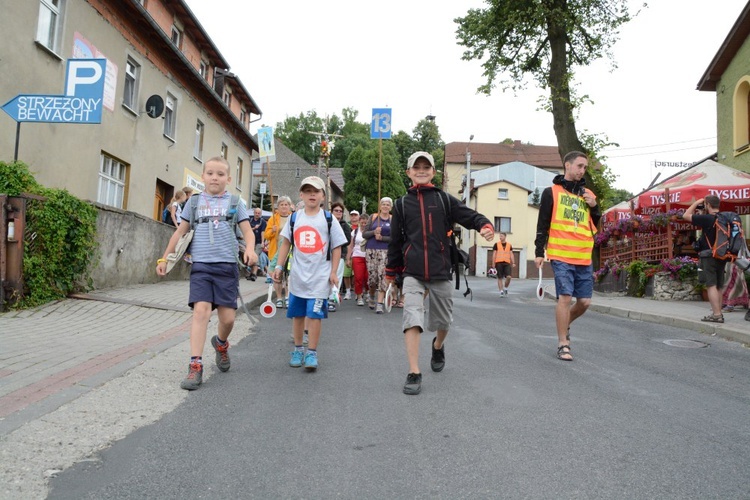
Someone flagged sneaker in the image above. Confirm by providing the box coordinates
[210,335,231,372]
[745,309,750,322]
[302,330,309,346]
[376,303,384,314]
[430,337,445,372]
[357,297,365,306]
[265,276,273,284]
[344,290,351,300]
[289,350,304,367]
[403,372,422,395]
[304,351,318,371]
[276,299,284,308]
[328,303,337,312]
[180,362,203,390]
[284,299,289,309]
[248,273,256,281]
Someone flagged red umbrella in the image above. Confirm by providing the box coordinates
[634,160,750,215]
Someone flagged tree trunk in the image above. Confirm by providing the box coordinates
[546,2,597,193]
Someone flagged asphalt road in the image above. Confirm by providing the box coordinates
[48,278,750,499]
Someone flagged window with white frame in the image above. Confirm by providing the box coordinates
[170,25,182,49]
[194,120,204,160]
[199,60,209,80]
[240,107,247,127]
[98,153,127,208]
[36,0,63,53]
[223,88,232,107]
[220,142,228,159]
[494,217,511,233]
[236,158,243,189]
[497,188,509,199]
[123,57,140,110]
[163,93,176,139]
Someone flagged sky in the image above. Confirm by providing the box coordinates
[184,0,748,196]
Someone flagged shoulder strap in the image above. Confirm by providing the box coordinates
[188,193,199,230]
[325,210,333,261]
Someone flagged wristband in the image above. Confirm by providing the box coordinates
[275,265,283,270]
[157,258,167,264]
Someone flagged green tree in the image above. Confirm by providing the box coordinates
[412,118,444,154]
[455,0,640,196]
[343,144,406,215]
[251,182,272,212]
[601,187,635,210]
[272,111,325,164]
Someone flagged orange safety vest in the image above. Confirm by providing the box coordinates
[494,242,513,263]
[546,184,597,265]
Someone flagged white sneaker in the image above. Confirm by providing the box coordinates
[357,297,365,306]
[344,290,351,300]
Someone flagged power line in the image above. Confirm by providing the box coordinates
[606,144,716,159]
[601,137,715,152]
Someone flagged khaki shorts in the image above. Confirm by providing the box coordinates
[401,277,453,333]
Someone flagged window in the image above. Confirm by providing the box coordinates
[240,107,247,127]
[123,57,140,110]
[733,79,750,153]
[170,25,182,49]
[220,142,228,159]
[36,0,63,53]
[199,60,209,80]
[236,158,243,189]
[98,153,127,208]
[194,120,204,160]
[223,88,232,107]
[163,93,176,139]
[296,166,301,178]
[497,188,509,200]
[494,217,511,233]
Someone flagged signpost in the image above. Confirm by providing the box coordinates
[257,126,276,210]
[2,58,107,160]
[371,108,392,202]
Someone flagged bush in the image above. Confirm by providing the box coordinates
[0,161,98,308]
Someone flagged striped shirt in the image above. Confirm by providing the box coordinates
[181,192,249,263]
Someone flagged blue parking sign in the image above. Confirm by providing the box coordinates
[371,108,392,139]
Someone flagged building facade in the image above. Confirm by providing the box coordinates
[1,0,261,220]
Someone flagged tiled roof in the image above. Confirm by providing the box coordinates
[445,140,561,169]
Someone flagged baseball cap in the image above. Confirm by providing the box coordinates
[300,176,325,191]
[349,210,359,215]
[407,151,435,169]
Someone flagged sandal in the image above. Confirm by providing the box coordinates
[395,299,404,308]
[557,345,573,361]
[701,313,724,323]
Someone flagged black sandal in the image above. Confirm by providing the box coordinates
[701,314,725,323]
[557,345,573,361]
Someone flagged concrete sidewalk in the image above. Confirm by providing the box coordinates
[0,277,270,437]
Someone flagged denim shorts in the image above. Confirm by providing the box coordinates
[286,293,328,320]
[188,262,239,309]
[550,260,593,298]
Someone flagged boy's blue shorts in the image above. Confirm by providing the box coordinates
[550,260,593,299]
[286,293,328,320]
[189,262,239,309]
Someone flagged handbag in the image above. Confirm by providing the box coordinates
[165,228,194,273]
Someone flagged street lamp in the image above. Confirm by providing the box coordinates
[465,134,474,203]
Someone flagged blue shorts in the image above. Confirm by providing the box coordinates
[550,260,593,299]
[286,293,328,320]
[188,262,239,309]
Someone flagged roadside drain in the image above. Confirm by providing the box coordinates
[662,339,709,348]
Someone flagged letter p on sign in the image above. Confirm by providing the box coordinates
[65,59,106,97]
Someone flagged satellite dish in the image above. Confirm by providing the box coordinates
[144,95,164,119]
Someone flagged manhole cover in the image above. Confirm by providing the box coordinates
[662,339,709,348]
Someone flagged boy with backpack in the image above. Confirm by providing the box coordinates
[156,156,256,390]
[683,195,743,323]
[272,176,347,371]
[386,152,494,395]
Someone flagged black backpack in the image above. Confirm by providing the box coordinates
[711,211,744,260]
